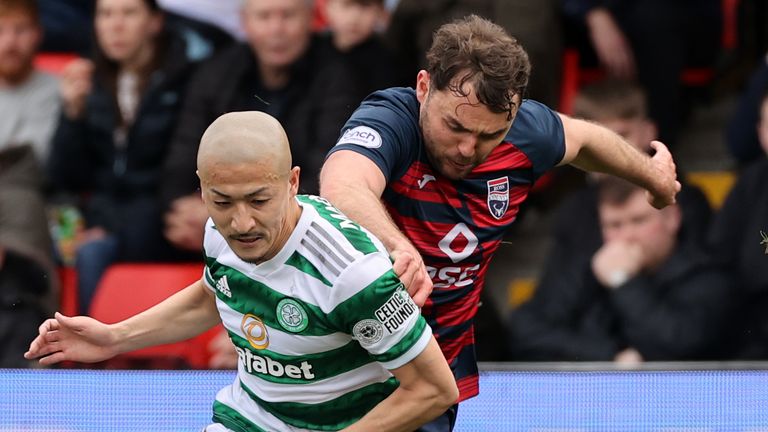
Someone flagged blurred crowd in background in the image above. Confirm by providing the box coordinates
[2,0,768,368]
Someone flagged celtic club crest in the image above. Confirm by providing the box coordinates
[276,298,309,333]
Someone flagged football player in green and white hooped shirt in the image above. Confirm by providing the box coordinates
[25,111,458,432]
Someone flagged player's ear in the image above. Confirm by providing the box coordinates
[415,70,430,104]
[289,166,300,195]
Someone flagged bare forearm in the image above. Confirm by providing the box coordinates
[113,281,220,353]
[342,386,452,432]
[343,338,459,431]
[324,180,409,253]
[572,124,649,179]
[321,151,434,305]
[561,116,661,192]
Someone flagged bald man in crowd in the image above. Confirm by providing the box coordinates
[25,111,457,432]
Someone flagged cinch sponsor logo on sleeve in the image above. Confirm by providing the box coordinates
[375,288,417,334]
[336,126,382,148]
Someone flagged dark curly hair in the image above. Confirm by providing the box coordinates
[426,15,530,120]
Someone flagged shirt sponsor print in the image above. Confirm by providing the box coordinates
[336,126,382,149]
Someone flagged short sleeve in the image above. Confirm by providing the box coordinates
[508,99,566,179]
[330,252,432,370]
[326,88,421,183]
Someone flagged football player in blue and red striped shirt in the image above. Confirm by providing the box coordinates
[321,15,680,431]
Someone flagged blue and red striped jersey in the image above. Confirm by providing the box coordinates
[328,87,565,401]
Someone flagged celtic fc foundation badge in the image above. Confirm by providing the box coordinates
[276,298,309,333]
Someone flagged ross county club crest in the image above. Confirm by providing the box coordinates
[487,177,509,220]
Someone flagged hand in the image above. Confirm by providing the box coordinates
[645,140,681,209]
[207,329,238,369]
[586,8,636,79]
[60,58,94,120]
[614,347,643,365]
[24,312,119,365]
[391,247,432,307]
[164,194,208,252]
[592,240,643,289]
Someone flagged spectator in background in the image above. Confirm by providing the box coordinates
[530,79,711,275]
[47,0,200,314]
[708,90,768,359]
[725,53,768,166]
[509,177,734,363]
[508,79,713,362]
[0,0,59,367]
[161,0,361,254]
[0,0,59,162]
[320,0,396,101]
[562,0,722,146]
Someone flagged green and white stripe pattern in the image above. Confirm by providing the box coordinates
[203,195,432,431]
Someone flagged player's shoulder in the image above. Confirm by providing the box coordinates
[343,88,420,135]
[298,195,384,257]
[504,99,565,174]
[362,87,419,115]
[296,196,395,300]
[333,87,422,178]
[510,99,561,134]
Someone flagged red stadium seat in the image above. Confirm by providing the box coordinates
[33,52,78,76]
[88,263,223,369]
[57,266,79,317]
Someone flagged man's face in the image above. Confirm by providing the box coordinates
[599,190,680,271]
[0,10,40,84]
[95,0,162,64]
[200,162,300,264]
[415,71,516,180]
[325,0,382,51]
[241,0,311,70]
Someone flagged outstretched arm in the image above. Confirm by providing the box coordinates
[342,338,458,432]
[558,114,681,208]
[25,280,220,365]
[320,150,432,306]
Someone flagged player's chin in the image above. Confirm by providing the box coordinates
[440,166,472,180]
[236,250,266,265]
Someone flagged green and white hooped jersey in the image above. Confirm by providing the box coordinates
[202,195,432,432]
